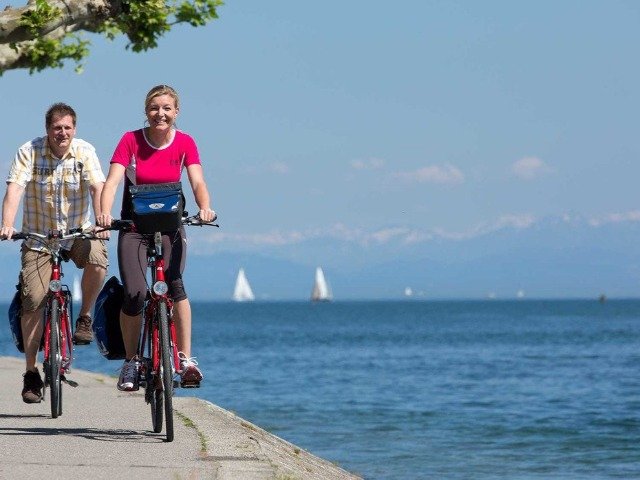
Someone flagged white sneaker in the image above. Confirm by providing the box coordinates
[178,352,203,387]
[117,357,140,391]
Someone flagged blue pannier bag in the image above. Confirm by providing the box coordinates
[129,182,184,233]
[92,276,126,360]
[8,286,24,353]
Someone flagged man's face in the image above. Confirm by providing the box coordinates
[46,114,76,156]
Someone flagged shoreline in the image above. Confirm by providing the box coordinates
[0,355,362,479]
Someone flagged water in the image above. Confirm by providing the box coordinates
[2,300,640,479]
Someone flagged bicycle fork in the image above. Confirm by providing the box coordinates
[44,261,73,373]
[142,234,181,387]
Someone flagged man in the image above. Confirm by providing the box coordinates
[1,103,107,403]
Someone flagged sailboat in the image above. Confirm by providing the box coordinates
[311,267,332,302]
[232,268,255,302]
[73,275,82,304]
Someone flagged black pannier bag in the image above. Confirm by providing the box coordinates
[129,182,184,233]
[8,286,24,353]
[7,284,44,353]
[92,276,126,360]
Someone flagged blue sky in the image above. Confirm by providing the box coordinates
[1,1,639,281]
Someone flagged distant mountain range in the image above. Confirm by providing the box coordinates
[184,216,640,301]
[0,215,638,301]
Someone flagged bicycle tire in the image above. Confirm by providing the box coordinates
[59,298,72,417]
[158,300,174,442]
[150,385,163,433]
[48,297,62,418]
[145,319,163,433]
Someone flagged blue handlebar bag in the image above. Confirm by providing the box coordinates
[130,182,184,233]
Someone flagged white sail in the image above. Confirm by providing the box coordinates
[232,268,255,302]
[73,275,82,304]
[311,267,332,302]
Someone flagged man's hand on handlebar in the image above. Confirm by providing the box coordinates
[0,225,16,240]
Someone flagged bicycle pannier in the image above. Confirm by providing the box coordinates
[8,286,24,353]
[130,182,184,233]
[92,276,126,360]
[8,284,45,353]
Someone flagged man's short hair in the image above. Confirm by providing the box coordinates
[45,103,77,128]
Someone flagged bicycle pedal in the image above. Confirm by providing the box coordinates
[61,375,79,388]
[180,381,201,389]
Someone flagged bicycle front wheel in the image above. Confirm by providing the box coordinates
[145,322,163,433]
[47,297,62,418]
[158,300,174,442]
[149,384,164,434]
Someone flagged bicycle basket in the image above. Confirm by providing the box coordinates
[129,182,184,233]
[92,276,126,360]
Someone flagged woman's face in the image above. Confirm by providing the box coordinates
[145,94,178,131]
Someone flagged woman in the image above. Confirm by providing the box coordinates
[97,85,216,391]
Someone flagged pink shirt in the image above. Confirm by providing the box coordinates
[111,129,201,219]
[111,129,201,184]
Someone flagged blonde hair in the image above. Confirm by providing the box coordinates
[144,84,180,111]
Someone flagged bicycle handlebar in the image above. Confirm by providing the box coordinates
[0,229,103,258]
[98,214,219,233]
[182,213,219,227]
[2,229,101,242]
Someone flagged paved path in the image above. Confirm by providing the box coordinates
[0,356,362,480]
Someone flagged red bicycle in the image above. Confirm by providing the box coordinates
[2,229,97,418]
[103,215,216,441]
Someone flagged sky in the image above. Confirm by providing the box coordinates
[0,1,639,296]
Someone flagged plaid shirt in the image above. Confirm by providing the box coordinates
[7,136,106,251]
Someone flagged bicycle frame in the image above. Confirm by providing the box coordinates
[2,229,89,418]
[136,231,180,442]
[138,232,181,380]
[44,245,74,374]
[42,243,74,418]
[103,215,217,441]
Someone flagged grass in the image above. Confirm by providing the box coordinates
[176,411,208,453]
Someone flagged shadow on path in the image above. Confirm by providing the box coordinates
[0,426,164,443]
[0,413,49,419]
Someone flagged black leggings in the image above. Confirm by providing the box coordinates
[118,227,187,315]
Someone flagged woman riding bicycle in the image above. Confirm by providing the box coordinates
[96,85,216,392]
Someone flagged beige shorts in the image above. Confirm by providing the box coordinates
[20,238,108,312]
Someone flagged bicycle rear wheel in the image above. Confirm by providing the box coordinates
[158,300,174,442]
[47,298,62,418]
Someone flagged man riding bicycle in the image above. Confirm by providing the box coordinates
[0,103,108,404]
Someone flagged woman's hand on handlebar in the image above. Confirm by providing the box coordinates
[95,213,113,239]
[96,213,113,228]
[198,208,217,223]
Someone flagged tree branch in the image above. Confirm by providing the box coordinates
[0,0,220,74]
[0,0,117,43]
